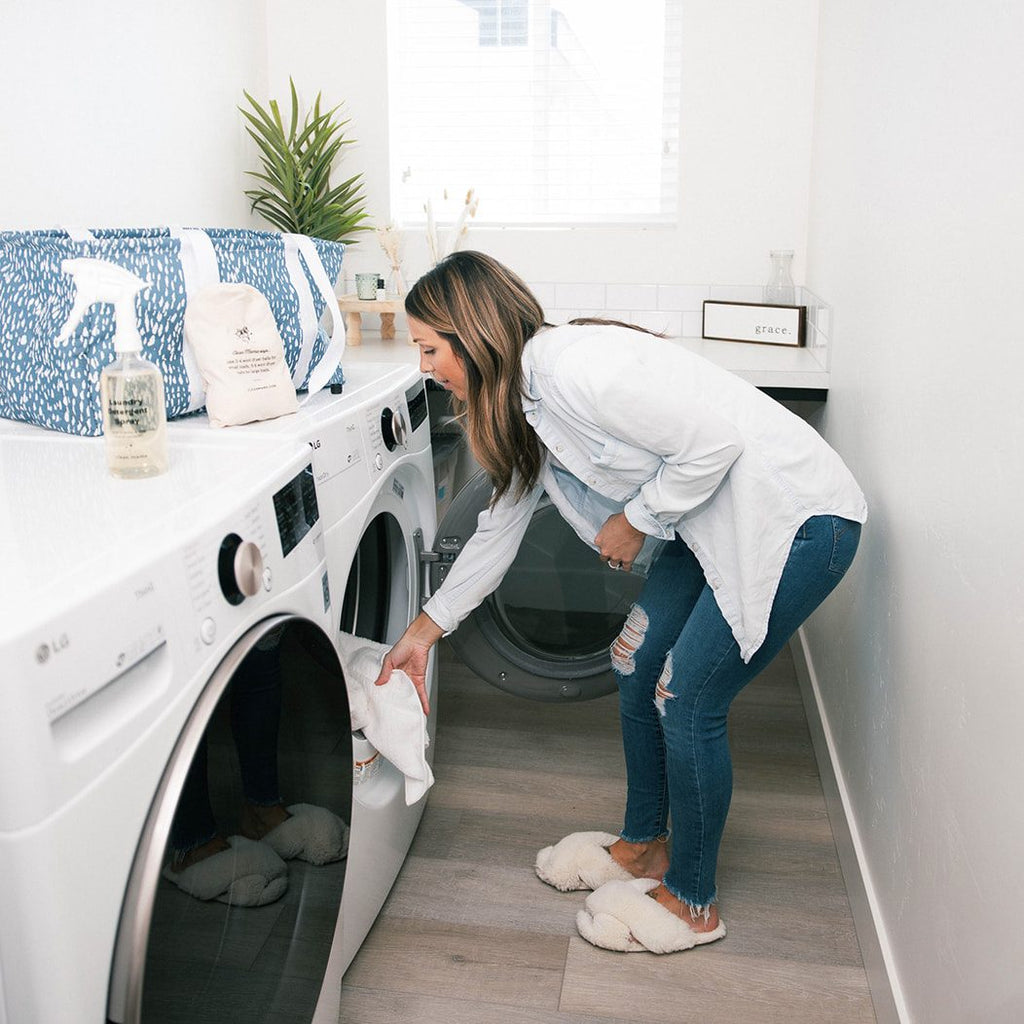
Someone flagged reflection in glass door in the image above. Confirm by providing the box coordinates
[130,623,351,1024]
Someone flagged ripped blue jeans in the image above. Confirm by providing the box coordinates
[611,515,861,912]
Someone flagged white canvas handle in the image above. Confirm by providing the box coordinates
[283,233,346,399]
[282,234,318,388]
[170,227,221,411]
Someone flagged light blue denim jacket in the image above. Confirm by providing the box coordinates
[423,323,866,661]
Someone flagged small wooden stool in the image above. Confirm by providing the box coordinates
[337,295,403,346]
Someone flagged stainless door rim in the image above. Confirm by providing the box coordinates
[106,614,338,1024]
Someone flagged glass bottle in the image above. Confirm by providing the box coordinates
[385,267,405,299]
[100,349,168,479]
[764,250,796,306]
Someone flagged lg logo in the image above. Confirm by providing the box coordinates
[35,633,69,665]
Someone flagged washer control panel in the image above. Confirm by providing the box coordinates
[366,379,429,474]
[380,405,408,451]
[217,534,264,605]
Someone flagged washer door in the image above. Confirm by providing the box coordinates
[339,504,418,647]
[429,470,645,701]
[108,615,351,1024]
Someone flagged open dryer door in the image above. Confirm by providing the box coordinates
[426,469,645,701]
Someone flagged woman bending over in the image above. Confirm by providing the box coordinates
[376,250,866,954]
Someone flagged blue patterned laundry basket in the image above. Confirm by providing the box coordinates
[0,227,346,436]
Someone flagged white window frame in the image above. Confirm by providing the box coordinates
[386,0,683,230]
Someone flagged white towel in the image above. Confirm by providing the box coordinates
[336,632,434,805]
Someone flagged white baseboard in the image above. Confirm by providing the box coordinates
[788,629,906,1024]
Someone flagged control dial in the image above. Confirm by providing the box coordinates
[380,406,408,451]
[218,533,264,606]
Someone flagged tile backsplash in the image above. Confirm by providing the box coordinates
[530,282,831,355]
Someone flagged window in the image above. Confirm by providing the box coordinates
[464,0,529,46]
[387,0,683,226]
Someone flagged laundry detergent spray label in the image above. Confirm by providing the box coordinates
[57,257,169,478]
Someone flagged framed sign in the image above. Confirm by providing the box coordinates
[702,301,806,347]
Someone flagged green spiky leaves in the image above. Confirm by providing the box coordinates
[240,78,370,244]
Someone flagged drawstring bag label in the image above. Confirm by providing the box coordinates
[184,283,298,428]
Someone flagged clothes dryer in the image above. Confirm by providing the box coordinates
[428,465,646,702]
[168,360,438,994]
[0,427,350,1024]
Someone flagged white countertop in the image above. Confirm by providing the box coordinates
[341,331,425,367]
[343,328,830,394]
[673,335,829,392]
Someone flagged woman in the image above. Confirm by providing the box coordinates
[375,250,866,954]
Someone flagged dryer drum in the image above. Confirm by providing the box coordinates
[435,470,646,702]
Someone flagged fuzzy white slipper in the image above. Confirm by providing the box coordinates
[535,831,634,892]
[576,877,727,953]
[260,803,349,866]
[162,835,288,906]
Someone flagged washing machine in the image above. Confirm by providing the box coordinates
[167,360,439,995]
[0,426,352,1024]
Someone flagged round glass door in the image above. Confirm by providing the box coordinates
[435,470,643,701]
[485,503,642,661]
[109,618,351,1024]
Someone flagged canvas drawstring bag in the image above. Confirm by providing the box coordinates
[183,283,298,428]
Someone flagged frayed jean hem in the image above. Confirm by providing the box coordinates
[618,829,670,845]
[661,876,718,921]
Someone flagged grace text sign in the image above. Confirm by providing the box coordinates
[702,301,806,347]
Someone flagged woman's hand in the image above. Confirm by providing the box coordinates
[595,512,646,573]
[373,611,444,715]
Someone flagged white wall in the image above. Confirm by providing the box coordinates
[262,0,390,270]
[1,0,818,289]
[0,0,268,229]
[803,3,1024,1021]
[265,0,820,290]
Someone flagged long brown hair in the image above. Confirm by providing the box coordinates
[405,251,546,503]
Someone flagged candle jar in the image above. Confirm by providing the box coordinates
[355,273,379,300]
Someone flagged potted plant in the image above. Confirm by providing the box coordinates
[240,78,370,244]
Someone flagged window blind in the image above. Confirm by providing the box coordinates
[387,0,683,226]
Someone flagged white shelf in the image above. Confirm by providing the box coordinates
[341,330,829,395]
[672,336,829,393]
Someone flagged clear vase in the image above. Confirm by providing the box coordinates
[764,250,796,305]
[385,268,405,299]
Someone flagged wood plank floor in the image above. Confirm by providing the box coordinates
[338,642,877,1023]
